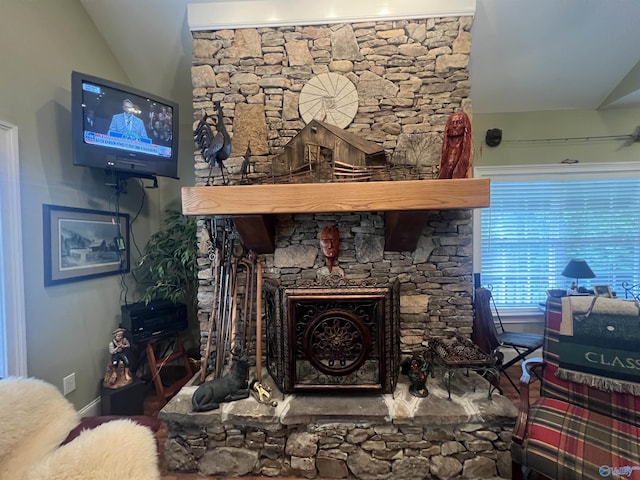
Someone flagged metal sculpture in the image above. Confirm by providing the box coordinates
[194,101,232,185]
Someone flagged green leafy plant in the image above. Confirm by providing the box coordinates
[134,209,198,308]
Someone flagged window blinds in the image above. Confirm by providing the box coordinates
[477,166,640,309]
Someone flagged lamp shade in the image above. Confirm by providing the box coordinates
[561,259,595,280]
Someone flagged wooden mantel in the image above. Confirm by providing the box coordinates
[182,178,490,253]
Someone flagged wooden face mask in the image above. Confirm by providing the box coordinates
[320,226,340,271]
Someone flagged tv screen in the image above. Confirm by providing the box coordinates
[71,71,179,180]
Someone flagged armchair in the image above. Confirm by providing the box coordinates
[511,295,640,480]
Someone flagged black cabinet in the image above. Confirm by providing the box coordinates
[100,377,146,416]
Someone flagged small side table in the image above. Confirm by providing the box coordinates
[429,337,499,400]
[101,377,146,416]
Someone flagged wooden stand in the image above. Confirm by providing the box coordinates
[146,334,193,405]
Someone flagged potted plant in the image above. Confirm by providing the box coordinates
[133,209,198,347]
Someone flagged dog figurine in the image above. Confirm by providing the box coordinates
[192,355,250,412]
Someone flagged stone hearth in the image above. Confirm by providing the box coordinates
[160,370,516,478]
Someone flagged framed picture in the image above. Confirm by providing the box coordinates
[593,285,613,298]
[43,204,130,286]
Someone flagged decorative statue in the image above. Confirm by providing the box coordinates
[438,111,473,179]
[401,352,433,398]
[104,328,133,389]
[320,225,340,272]
[192,354,251,412]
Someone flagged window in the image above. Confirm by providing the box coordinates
[474,163,640,311]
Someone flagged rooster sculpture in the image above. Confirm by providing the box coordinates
[194,101,232,185]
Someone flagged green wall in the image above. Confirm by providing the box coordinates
[473,108,640,167]
[0,0,191,410]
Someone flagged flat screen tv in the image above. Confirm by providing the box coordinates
[71,71,179,180]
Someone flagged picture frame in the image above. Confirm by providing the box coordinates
[43,204,130,286]
[593,285,613,298]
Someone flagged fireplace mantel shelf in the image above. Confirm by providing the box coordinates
[181,178,490,253]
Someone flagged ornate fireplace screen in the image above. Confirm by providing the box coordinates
[264,281,400,393]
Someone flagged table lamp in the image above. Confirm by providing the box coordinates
[561,259,595,289]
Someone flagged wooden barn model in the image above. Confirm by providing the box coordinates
[271,120,389,183]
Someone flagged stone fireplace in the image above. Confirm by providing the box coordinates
[159,6,515,480]
[189,14,480,358]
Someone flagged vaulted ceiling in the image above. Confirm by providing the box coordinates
[81,0,640,122]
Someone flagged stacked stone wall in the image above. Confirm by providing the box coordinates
[192,16,475,357]
[165,419,513,479]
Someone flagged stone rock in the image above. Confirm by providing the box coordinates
[230,28,262,58]
[357,71,399,99]
[274,245,318,268]
[398,43,429,57]
[164,438,198,472]
[285,40,314,66]
[392,456,430,479]
[430,455,463,480]
[440,441,465,456]
[198,447,258,476]
[331,25,363,61]
[496,450,512,478]
[406,23,427,43]
[400,294,429,314]
[283,90,300,120]
[290,455,316,472]
[435,53,469,72]
[413,235,436,264]
[192,39,223,59]
[285,431,319,457]
[453,31,471,54]
[346,448,391,479]
[329,60,354,73]
[230,103,269,156]
[354,233,384,263]
[316,455,349,478]
[461,455,497,479]
[394,133,441,168]
[191,65,216,88]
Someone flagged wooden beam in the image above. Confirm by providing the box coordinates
[232,215,276,254]
[182,178,490,216]
[384,211,431,252]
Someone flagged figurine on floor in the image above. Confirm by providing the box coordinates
[192,354,250,412]
[401,352,433,398]
[104,328,133,389]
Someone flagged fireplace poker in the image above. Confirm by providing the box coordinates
[249,259,277,406]
[216,254,236,379]
[213,229,231,379]
[255,260,263,382]
[239,252,256,353]
[200,244,221,383]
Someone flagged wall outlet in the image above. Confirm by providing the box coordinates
[63,372,76,395]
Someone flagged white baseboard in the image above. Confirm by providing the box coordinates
[79,396,101,417]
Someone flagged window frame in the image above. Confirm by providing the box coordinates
[0,121,27,377]
[473,162,640,314]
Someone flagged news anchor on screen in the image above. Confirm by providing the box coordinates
[108,98,148,141]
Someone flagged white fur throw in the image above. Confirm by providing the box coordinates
[25,419,160,480]
[0,377,159,480]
